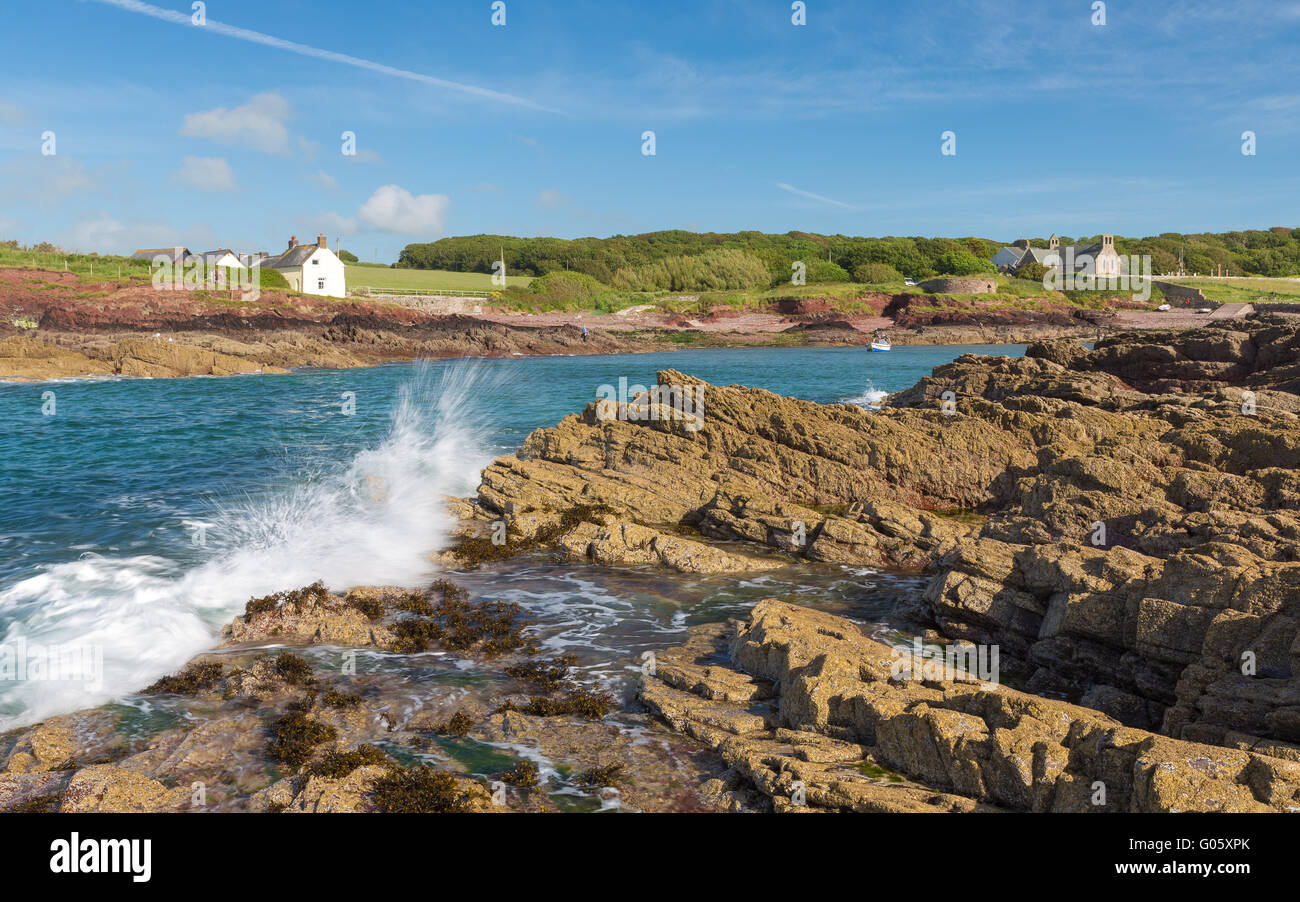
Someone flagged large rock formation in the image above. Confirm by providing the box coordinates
[641,600,1300,812]
[467,316,1300,766]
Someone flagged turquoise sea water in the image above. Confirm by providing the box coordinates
[0,344,1023,727]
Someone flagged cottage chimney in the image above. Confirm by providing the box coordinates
[288,235,298,249]
[318,233,327,249]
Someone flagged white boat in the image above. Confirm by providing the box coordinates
[870,337,892,352]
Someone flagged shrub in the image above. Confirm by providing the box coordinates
[258,267,291,289]
[935,250,996,276]
[853,262,903,283]
[801,259,851,283]
[611,249,771,292]
[526,269,609,303]
[1016,261,1048,283]
[338,249,358,263]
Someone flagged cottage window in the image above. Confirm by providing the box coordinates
[318,279,326,290]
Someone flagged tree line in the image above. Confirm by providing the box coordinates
[396,227,1300,289]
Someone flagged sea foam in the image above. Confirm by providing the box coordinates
[0,361,492,729]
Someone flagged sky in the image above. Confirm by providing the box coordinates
[0,0,1298,261]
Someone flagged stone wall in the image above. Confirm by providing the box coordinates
[920,277,998,295]
[1153,281,1210,307]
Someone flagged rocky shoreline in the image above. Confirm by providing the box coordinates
[0,265,1191,381]
[4,314,1299,813]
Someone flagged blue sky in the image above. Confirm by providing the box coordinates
[1,0,1298,260]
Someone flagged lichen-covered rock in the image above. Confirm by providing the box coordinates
[557,515,779,574]
[60,765,192,813]
[4,723,78,774]
[642,600,1300,812]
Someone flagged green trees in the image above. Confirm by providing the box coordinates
[1015,261,1048,283]
[338,249,359,263]
[803,259,851,283]
[525,270,607,303]
[935,250,996,276]
[611,248,771,292]
[394,229,1300,281]
[852,262,903,283]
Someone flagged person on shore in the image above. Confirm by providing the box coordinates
[581,326,589,342]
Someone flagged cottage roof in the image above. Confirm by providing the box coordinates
[261,245,320,270]
[131,247,191,262]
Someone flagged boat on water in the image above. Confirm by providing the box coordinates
[870,337,892,352]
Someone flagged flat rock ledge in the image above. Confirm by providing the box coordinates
[641,600,1300,813]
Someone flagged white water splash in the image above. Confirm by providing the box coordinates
[843,381,888,409]
[0,361,494,730]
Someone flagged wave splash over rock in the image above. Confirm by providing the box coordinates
[0,361,491,730]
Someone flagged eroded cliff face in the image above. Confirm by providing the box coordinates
[465,316,1300,768]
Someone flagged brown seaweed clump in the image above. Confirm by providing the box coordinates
[144,660,225,695]
[449,504,615,567]
[498,760,540,790]
[505,653,577,692]
[577,763,626,788]
[267,707,338,768]
[322,688,362,709]
[496,688,615,720]
[308,744,388,778]
[244,580,331,618]
[273,653,317,687]
[435,710,475,737]
[369,765,479,813]
[389,581,533,657]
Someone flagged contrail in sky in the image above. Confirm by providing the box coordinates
[776,183,856,209]
[85,0,561,113]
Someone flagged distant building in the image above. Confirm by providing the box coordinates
[259,234,346,298]
[197,249,245,269]
[131,247,193,264]
[992,234,1125,276]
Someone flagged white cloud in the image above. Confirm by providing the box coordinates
[358,185,449,235]
[0,157,101,202]
[317,211,359,236]
[344,148,384,165]
[297,135,321,162]
[57,215,214,256]
[535,188,570,209]
[306,169,338,190]
[171,156,237,192]
[180,92,291,155]
[0,101,26,125]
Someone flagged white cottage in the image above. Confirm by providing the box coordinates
[198,249,245,269]
[260,234,346,297]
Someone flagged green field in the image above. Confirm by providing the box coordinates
[0,245,152,282]
[1162,277,1300,304]
[346,263,531,292]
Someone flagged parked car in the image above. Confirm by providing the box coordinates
[1157,303,1171,311]
[903,278,917,287]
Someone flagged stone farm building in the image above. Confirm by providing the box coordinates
[130,247,194,265]
[258,234,346,298]
[992,234,1125,276]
